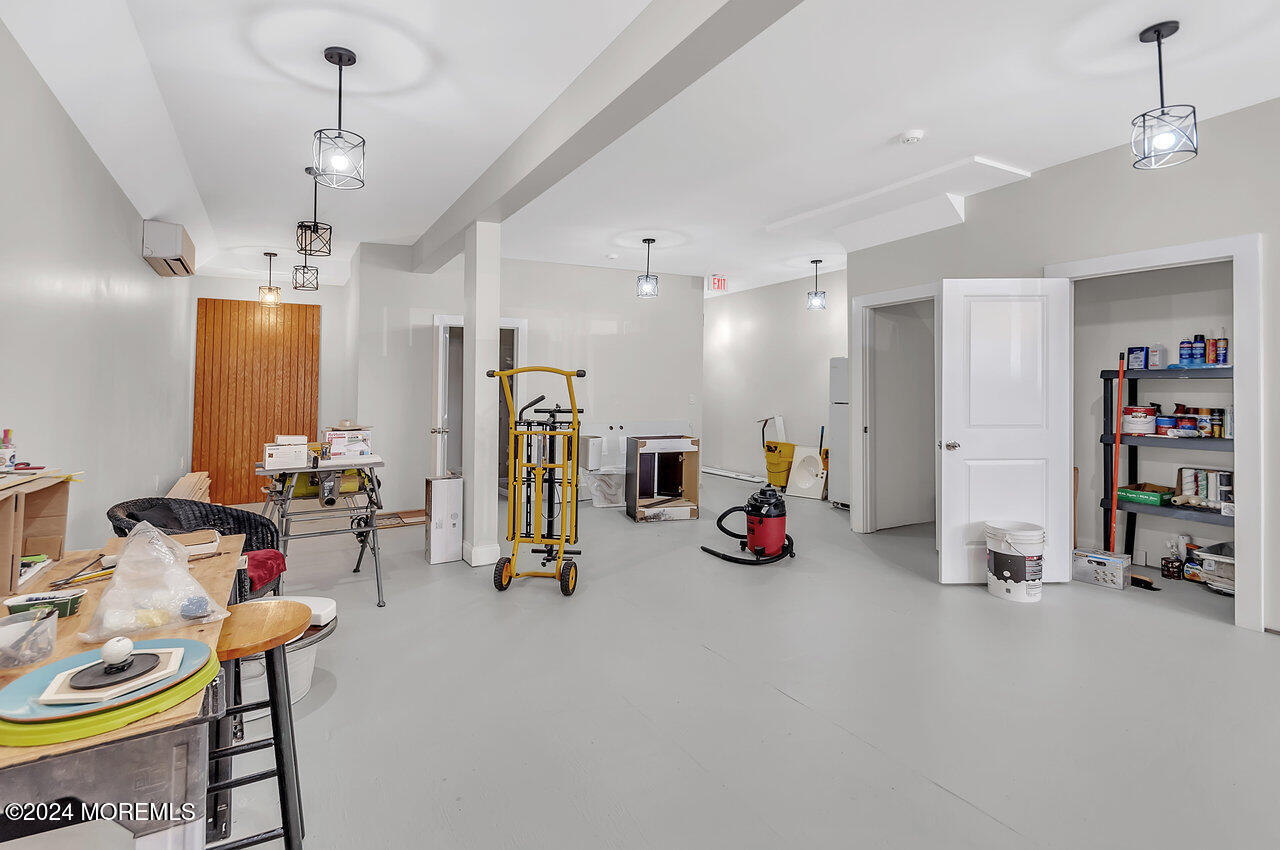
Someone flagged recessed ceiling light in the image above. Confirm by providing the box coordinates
[899,129,925,145]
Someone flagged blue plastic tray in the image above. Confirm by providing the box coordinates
[0,638,211,723]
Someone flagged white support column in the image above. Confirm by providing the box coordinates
[462,221,502,567]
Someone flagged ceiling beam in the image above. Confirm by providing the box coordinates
[411,0,804,273]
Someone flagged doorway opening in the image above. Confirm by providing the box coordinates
[433,316,528,489]
[867,299,936,534]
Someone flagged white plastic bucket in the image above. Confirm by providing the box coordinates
[984,521,1045,603]
[240,596,336,719]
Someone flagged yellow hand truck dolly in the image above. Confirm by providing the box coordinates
[487,366,586,596]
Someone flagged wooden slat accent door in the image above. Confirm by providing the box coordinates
[193,299,321,505]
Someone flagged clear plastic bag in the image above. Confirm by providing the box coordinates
[78,522,229,642]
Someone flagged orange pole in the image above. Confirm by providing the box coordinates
[1109,352,1125,551]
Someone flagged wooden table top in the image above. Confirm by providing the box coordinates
[0,532,245,769]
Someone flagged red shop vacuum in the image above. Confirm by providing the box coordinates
[700,487,796,565]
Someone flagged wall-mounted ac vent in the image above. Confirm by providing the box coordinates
[142,219,194,277]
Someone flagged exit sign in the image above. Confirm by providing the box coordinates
[706,274,728,292]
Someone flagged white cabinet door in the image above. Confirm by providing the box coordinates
[939,279,1071,583]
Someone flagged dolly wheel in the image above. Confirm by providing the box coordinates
[494,557,513,591]
[559,560,578,597]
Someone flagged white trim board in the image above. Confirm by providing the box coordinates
[1045,234,1264,632]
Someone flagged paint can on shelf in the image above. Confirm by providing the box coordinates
[985,521,1044,604]
[1121,406,1158,435]
[1154,416,1177,435]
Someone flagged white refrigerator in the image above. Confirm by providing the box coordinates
[828,357,851,509]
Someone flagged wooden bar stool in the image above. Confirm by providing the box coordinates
[207,600,312,850]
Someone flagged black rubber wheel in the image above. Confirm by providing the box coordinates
[559,560,578,597]
[739,540,748,551]
[494,557,513,591]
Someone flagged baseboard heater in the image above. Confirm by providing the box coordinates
[702,466,765,484]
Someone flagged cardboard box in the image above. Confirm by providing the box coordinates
[625,436,699,522]
[264,443,309,469]
[578,435,604,472]
[325,429,372,457]
[1072,547,1131,590]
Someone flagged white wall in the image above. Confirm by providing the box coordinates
[0,21,192,548]
[871,300,934,530]
[353,244,463,512]
[703,270,846,475]
[350,248,704,512]
[1074,263,1233,561]
[186,275,357,434]
[846,96,1279,625]
[500,258,704,431]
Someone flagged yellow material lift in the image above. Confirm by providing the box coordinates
[487,366,586,596]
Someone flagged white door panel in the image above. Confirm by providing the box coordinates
[940,279,1071,584]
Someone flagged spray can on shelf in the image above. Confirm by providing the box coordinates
[1206,336,1217,364]
[1191,334,1206,366]
[1215,329,1229,364]
[1179,337,1194,366]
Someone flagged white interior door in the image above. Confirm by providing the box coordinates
[939,278,1071,583]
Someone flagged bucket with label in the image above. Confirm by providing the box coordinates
[985,521,1045,603]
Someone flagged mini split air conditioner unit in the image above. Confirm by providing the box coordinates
[142,219,195,277]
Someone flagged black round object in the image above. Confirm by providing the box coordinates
[494,557,512,591]
[324,46,357,67]
[69,653,161,690]
[1139,21,1179,42]
[745,487,786,519]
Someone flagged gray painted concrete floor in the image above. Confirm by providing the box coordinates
[17,476,1274,849]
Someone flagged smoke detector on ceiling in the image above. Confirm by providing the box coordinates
[899,129,925,145]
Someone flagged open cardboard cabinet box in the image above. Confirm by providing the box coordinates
[0,474,71,593]
[625,436,699,522]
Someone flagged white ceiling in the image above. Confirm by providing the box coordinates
[501,0,1280,291]
[3,0,649,283]
[7,1,1280,292]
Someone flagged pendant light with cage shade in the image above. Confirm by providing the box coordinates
[259,252,283,306]
[1131,21,1197,170]
[313,47,365,189]
[294,168,323,291]
[636,238,659,298]
[296,167,332,257]
[805,259,826,311]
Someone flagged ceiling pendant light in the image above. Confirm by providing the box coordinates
[1131,21,1197,170]
[293,255,319,291]
[636,238,659,298]
[313,46,365,189]
[805,259,826,311]
[259,252,283,306]
[297,167,332,257]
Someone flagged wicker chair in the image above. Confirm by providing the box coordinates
[106,498,282,599]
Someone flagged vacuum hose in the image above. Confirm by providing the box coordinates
[700,506,795,565]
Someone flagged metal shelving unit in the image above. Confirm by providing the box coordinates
[1099,367,1234,554]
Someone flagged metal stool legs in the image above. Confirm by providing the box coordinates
[207,645,305,849]
[266,645,305,846]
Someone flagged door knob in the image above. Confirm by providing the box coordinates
[944,441,960,450]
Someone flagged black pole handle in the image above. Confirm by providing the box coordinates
[519,395,546,420]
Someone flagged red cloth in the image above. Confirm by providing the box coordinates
[246,548,287,591]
